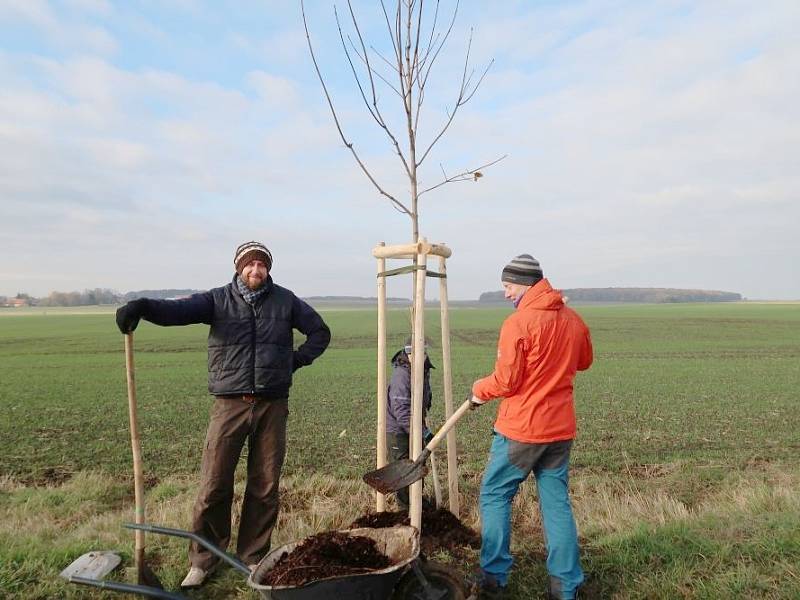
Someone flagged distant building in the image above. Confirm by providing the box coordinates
[4,298,28,308]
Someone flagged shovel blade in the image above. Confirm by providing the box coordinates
[363,459,429,494]
[60,551,121,581]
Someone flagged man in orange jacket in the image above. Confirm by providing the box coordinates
[471,254,593,600]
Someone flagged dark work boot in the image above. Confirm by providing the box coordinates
[469,570,507,599]
[547,577,581,600]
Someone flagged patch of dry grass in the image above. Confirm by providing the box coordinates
[2,462,799,598]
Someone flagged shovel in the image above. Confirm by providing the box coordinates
[364,398,473,494]
[125,333,163,589]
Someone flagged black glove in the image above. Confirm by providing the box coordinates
[469,393,488,410]
[423,427,434,446]
[115,298,148,334]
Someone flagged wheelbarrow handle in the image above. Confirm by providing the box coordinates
[124,523,251,575]
[68,575,187,599]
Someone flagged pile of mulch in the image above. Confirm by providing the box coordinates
[350,506,480,556]
[259,531,392,587]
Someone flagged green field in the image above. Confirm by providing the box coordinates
[1,303,799,598]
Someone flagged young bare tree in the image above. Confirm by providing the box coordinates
[302,0,505,243]
[303,1,503,525]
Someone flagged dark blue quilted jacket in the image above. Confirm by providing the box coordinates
[140,275,330,397]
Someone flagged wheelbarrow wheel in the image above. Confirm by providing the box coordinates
[392,560,469,600]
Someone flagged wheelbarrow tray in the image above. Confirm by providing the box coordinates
[249,525,419,600]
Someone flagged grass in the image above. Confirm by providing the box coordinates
[1,302,799,598]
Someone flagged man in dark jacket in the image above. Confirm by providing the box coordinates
[386,336,434,509]
[115,241,330,588]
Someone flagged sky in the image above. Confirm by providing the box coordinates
[1,0,798,301]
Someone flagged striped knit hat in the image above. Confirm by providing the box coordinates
[501,254,543,286]
[234,241,272,274]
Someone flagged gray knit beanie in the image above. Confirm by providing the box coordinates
[501,254,543,286]
[403,335,431,353]
[234,241,272,274]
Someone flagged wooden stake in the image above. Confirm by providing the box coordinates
[439,254,460,517]
[375,243,388,512]
[409,242,427,530]
[429,449,443,508]
[124,334,146,580]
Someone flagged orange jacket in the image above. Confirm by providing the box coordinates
[472,279,593,443]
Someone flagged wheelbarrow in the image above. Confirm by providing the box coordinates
[63,522,470,599]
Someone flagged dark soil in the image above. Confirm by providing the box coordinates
[259,531,392,587]
[350,506,480,556]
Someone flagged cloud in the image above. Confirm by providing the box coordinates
[246,71,301,109]
[0,1,798,300]
[0,0,117,55]
[413,1,800,299]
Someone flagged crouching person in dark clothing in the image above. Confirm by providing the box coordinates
[386,336,434,509]
[115,241,330,588]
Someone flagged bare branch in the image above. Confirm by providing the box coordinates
[416,28,494,167]
[419,0,459,91]
[402,1,415,154]
[305,0,502,234]
[412,0,424,80]
[301,0,411,216]
[413,84,424,135]
[369,44,402,80]
[340,2,412,180]
[462,58,492,103]
[417,0,440,71]
[335,8,381,124]
[459,30,493,104]
[412,1,441,127]
[348,39,402,96]
[379,0,401,65]
[344,2,379,103]
[394,1,407,104]
[416,31,439,77]
[418,155,508,197]
[411,0,427,139]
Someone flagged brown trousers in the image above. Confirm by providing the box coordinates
[189,395,288,569]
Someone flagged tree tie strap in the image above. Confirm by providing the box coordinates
[377,265,446,279]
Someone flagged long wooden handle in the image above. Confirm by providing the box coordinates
[125,334,146,572]
[429,449,442,508]
[423,399,472,455]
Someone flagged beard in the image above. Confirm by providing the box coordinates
[244,275,265,290]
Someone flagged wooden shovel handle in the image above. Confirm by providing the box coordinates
[125,334,146,570]
[422,399,473,455]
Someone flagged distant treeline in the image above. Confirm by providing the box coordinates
[4,287,742,308]
[304,296,409,304]
[123,289,202,301]
[6,289,406,307]
[32,288,121,307]
[479,288,742,304]
[2,288,204,307]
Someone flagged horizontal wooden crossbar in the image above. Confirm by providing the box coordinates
[372,241,452,259]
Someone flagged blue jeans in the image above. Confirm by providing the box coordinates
[479,432,583,599]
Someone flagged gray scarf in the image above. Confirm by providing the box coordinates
[236,276,268,305]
